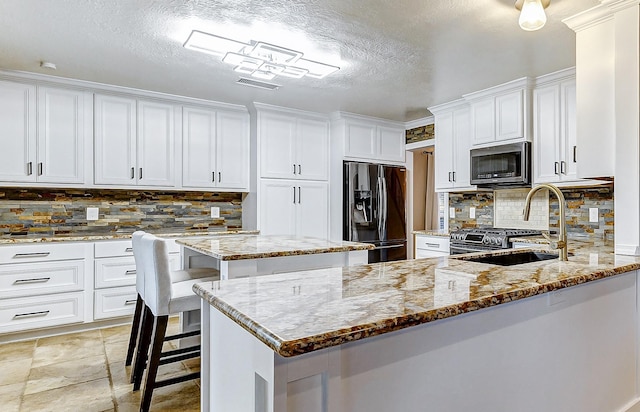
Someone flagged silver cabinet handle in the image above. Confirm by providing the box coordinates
[125,247,133,252]
[131,167,135,179]
[573,146,577,163]
[14,277,50,284]
[452,171,456,182]
[124,299,137,305]
[139,168,143,180]
[554,162,559,175]
[293,164,296,175]
[14,310,49,319]
[27,162,33,176]
[293,186,296,204]
[38,162,43,176]
[13,252,50,259]
[218,172,221,182]
[125,270,136,275]
[560,161,566,174]
[298,186,301,203]
[298,164,301,174]
[212,172,215,182]
[425,243,440,248]
[448,172,452,182]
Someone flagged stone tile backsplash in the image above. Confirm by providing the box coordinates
[0,188,243,237]
[449,185,614,239]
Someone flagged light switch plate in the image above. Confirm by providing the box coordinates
[210,206,220,218]
[469,207,476,219]
[589,207,598,223]
[86,207,99,221]
[449,207,455,219]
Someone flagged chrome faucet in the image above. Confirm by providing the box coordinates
[523,183,568,261]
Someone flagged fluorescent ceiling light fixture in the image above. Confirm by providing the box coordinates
[515,0,549,32]
[183,30,247,56]
[184,30,340,81]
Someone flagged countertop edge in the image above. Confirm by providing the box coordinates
[194,261,640,358]
[0,230,260,244]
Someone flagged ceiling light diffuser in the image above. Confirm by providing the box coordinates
[183,31,248,56]
[183,30,340,81]
[515,0,550,31]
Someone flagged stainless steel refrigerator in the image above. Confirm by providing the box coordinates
[343,161,407,263]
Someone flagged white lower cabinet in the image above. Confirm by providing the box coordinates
[414,234,450,258]
[259,179,329,239]
[0,242,90,334]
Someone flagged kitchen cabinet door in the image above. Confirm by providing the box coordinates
[378,126,405,163]
[0,80,36,182]
[452,108,472,188]
[470,99,494,145]
[560,80,577,181]
[94,94,137,185]
[344,121,377,159]
[434,112,455,191]
[296,118,329,181]
[495,90,524,141]
[259,180,297,236]
[216,111,249,190]
[533,85,560,183]
[137,100,177,187]
[37,86,86,184]
[296,182,329,239]
[182,107,216,188]
[260,113,296,179]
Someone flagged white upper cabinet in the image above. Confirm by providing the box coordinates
[429,100,475,192]
[533,70,578,185]
[95,94,178,187]
[0,81,87,184]
[464,78,531,147]
[0,80,36,182]
[259,110,329,181]
[336,115,405,164]
[182,106,249,191]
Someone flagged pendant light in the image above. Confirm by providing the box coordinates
[515,0,550,31]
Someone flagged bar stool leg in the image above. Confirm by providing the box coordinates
[140,315,169,412]
[125,294,143,367]
[132,305,154,389]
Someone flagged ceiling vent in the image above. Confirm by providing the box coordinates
[236,77,280,90]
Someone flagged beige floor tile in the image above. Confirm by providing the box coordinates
[104,339,128,365]
[0,382,24,412]
[150,380,200,411]
[0,339,36,362]
[0,358,31,386]
[182,357,201,373]
[21,378,114,412]
[32,333,104,368]
[100,324,132,344]
[25,354,108,395]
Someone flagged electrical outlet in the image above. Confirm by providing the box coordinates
[589,207,598,223]
[86,207,99,221]
[449,207,456,219]
[469,207,476,219]
[210,206,220,218]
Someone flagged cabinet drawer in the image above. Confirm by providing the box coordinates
[94,256,137,288]
[415,249,449,259]
[0,260,85,299]
[94,238,180,258]
[415,235,450,253]
[0,243,87,264]
[0,292,85,334]
[94,286,137,320]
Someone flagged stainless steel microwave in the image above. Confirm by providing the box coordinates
[469,141,531,187]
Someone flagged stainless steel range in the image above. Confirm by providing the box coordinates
[449,228,541,255]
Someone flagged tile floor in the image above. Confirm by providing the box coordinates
[0,317,201,411]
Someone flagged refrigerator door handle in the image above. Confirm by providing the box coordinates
[381,173,388,241]
[376,175,383,240]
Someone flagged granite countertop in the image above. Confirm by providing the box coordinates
[0,229,260,244]
[176,235,374,261]
[193,236,640,357]
[412,230,450,237]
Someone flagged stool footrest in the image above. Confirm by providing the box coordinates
[159,349,201,366]
[156,371,201,389]
[164,329,200,341]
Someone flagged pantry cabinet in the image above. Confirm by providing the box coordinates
[182,107,249,190]
[259,180,329,239]
[533,71,578,184]
[0,81,87,184]
[94,94,179,187]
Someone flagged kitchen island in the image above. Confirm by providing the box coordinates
[193,238,640,412]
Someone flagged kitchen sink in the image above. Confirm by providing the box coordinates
[456,250,559,266]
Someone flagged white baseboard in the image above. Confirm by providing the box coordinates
[620,397,640,412]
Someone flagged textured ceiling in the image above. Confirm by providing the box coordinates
[0,0,599,121]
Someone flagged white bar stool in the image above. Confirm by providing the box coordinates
[133,233,217,412]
